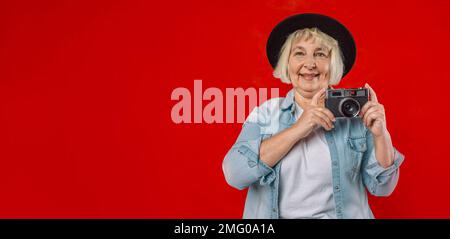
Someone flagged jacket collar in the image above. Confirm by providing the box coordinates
[280,88,296,113]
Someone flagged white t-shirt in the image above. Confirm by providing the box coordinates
[279,102,336,219]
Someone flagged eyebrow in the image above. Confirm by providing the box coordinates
[292,46,328,51]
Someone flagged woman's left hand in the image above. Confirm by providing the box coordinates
[359,83,388,137]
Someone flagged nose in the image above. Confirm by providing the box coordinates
[303,57,316,69]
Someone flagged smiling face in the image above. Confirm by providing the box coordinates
[288,37,331,99]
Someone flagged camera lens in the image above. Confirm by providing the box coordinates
[339,98,361,117]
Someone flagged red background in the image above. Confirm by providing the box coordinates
[0,0,449,218]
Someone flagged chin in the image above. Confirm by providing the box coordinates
[299,84,320,93]
[294,88,315,99]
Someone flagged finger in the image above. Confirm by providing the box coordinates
[312,115,332,131]
[362,104,378,123]
[365,112,384,128]
[366,113,376,128]
[363,105,383,125]
[366,113,383,128]
[313,110,334,129]
[359,101,372,117]
[360,101,377,117]
[365,83,378,103]
[311,87,327,106]
[318,107,336,122]
[364,110,378,128]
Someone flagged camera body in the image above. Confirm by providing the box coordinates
[325,88,369,118]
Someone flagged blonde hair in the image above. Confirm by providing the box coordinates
[273,28,344,85]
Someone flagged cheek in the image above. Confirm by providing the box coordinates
[319,62,331,77]
[288,59,301,78]
[288,58,302,72]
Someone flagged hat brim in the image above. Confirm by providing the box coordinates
[266,13,356,77]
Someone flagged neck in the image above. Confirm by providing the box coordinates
[294,91,311,108]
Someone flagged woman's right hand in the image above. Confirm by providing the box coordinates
[293,88,336,139]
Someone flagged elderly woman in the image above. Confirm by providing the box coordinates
[222,13,405,219]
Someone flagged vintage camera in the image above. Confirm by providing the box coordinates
[325,88,369,118]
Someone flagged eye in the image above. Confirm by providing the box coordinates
[294,51,305,56]
[315,52,328,57]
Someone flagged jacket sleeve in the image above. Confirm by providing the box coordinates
[222,106,277,190]
[361,131,405,197]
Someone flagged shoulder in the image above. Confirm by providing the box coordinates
[245,97,285,125]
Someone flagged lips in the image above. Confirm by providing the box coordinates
[300,73,320,80]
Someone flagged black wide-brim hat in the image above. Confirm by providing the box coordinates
[266,13,356,77]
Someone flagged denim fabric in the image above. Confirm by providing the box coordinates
[222,89,405,219]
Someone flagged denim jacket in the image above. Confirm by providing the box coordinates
[222,89,405,219]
